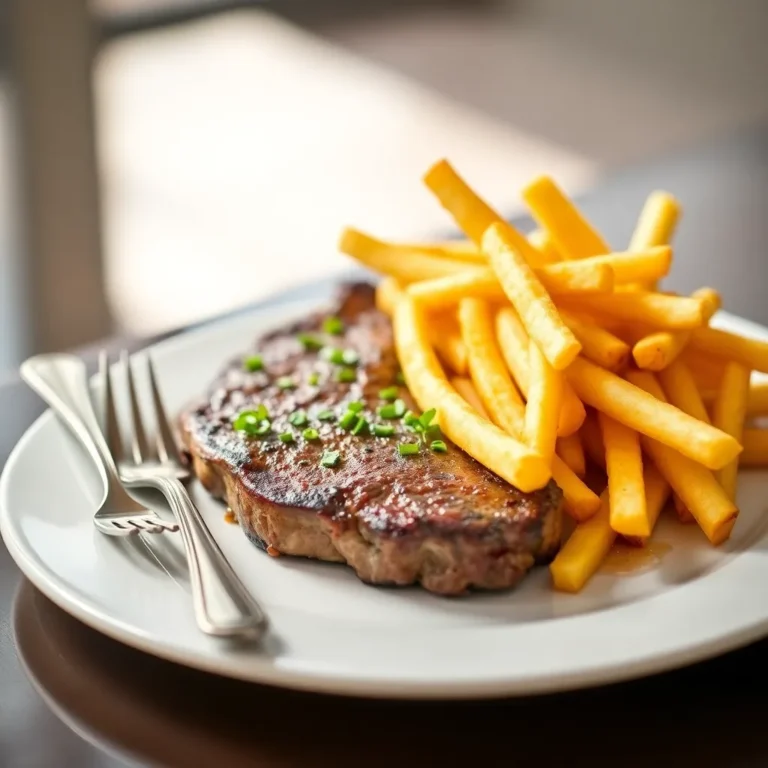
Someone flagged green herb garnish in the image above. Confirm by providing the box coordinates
[351,417,369,436]
[419,409,437,428]
[297,332,323,351]
[233,410,272,437]
[342,349,359,366]
[346,401,364,413]
[378,386,399,401]
[278,431,294,443]
[302,428,319,441]
[398,442,420,457]
[288,410,308,427]
[322,316,344,335]
[372,424,395,438]
[244,355,263,372]
[335,368,357,383]
[276,376,296,390]
[403,411,421,429]
[320,449,341,467]
[321,347,345,365]
[430,440,447,453]
[308,372,320,386]
[316,409,335,422]
[339,410,358,430]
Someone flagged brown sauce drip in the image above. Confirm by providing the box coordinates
[600,540,671,575]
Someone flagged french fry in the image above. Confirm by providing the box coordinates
[580,411,606,469]
[557,433,586,477]
[495,307,586,436]
[559,310,630,372]
[566,357,742,470]
[407,239,484,263]
[712,362,750,499]
[430,312,469,376]
[632,288,722,370]
[522,176,611,260]
[627,191,681,290]
[393,295,551,492]
[375,276,404,316]
[559,292,706,330]
[747,380,768,416]
[550,490,615,592]
[547,246,671,285]
[687,326,768,374]
[527,229,561,264]
[339,228,461,282]
[673,495,696,524]
[657,360,711,424]
[623,463,672,546]
[680,349,727,390]
[741,429,768,466]
[483,223,581,369]
[451,376,491,419]
[599,413,649,537]
[525,341,564,463]
[458,299,599,520]
[624,370,738,545]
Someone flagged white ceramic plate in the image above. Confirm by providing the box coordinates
[3,281,768,699]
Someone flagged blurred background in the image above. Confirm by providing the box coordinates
[1,0,767,374]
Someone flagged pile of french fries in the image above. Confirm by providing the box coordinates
[338,159,768,593]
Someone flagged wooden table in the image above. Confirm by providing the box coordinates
[2,129,768,767]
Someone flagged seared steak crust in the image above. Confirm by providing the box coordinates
[181,282,563,595]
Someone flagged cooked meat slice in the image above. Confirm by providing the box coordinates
[180,282,562,595]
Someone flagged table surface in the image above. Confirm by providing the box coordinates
[2,127,768,768]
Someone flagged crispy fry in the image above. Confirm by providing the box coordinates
[495,307,586,436]
[599,413,649,537]
[627,191,681,290]
[712,362,750,499]
[680,349,727,390]
[559,291,705,330]
[623,463,672,546]
[557,433,586,477]
[375,277,404,317]
[687,326,768,374]
[522,176,611,260]
[580,411,606,469]
[430,312,469,375]
[567,358,741,470]
[451,376,491,419]
[527,229,561,264]
[525,341,564,463]
[624,370,738,544]
[559,310,630,372]
[747,380,768,416]
[393,295,551,492]
[483,223,581,369]
[548,246,671,285]
[657,360,711,424]
[550,491,615,592]
[408,239,484,263]
[741,429,768,466]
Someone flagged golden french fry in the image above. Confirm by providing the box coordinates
[657,360,711,424]
[680,349,727,390]
[566,358,741,470]
[741,429,768,466]
[747,381,768,416]
[527,229,561,264]
[673,495,696,524]
[557,433,586,477]
[623,462,672,546]
[430,312,469,376]
[580,411,606,469]
[559,310,630,372]
[375,277,404,317]
[712,362,750,499]
[495,307,586,436]
[548,246,671,285]
[522,176,611,260]
[624,370,738,545]
[599,413,649,537]
[483,223,581,369]
[393,295,551,492]
[550,491,615,592]
[525,341,564,463]
[627,191,681,290]
[559,292,705,330]
[405,239,484,263]
[687,326,768,374]
[451,376,491,420]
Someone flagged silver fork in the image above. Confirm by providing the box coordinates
[107,350,268,640]
[20,354,179,536]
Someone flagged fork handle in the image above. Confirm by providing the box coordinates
[156,476,268,637]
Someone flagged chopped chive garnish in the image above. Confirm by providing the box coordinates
[351,417,369,436]
[372,424,395,438]
[252,404,270,421]
[320,449,341,468]
[339,410,358,430]
[398,442,420,457]
[346,401,364,413]
[377,403,398,419]
[395,371,405,385]
[321,347,345,365]
[316,409,335,422]
[276,376,296,390]
[322,316,344,335]
[278,431,294,443]
[244,355,263,372]
[403,410,421,428]
[297,332,323,351]
[308,372,320,386]
[393,399,407,417]
[288,410,308,427]
[378,386,399,401]
[233,410,272,437]
[430,440,447,453]
[335,368,357,383]
[342,349,359,366]
[419,408,437,428]
[302,428,319,440]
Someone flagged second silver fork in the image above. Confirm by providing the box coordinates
[104,350,268,640]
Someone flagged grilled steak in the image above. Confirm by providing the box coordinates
[180,282,563,595]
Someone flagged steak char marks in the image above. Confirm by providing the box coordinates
[180,282,563,595]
